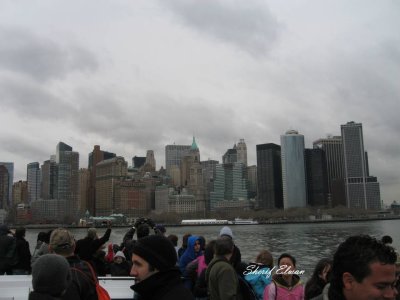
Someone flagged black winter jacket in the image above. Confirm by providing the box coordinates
[131,268,194,300]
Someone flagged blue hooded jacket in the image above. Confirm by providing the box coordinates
[244,264,272,300]
[178,235,203,274]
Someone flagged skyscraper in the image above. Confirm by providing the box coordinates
[87,145,116,216]
[41,159,57,200]
[0,165,10,209]
[341,122,381,209]
[27,162,41,203]
[165,143,191,176]
[210,162,249,211]
[0,162,13,208]
[280,130,307,209]
[256,143,283,209]
[313,136,345,206]
[304,148,329,207]
[145,150,156,171]
[56,142,79,219]
[96,156,127,216]
[236,139,248,166]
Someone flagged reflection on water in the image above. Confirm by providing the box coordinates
[25,219,399,280]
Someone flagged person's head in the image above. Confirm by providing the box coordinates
[311,258,332,284]
[113,251,126,264]
[32,254,71,297]
[49,228,75,257]
[154,224,166,235]
[330,235,398,300]
[382,235,393,245]
[167,234,178,247]
[182,233,191,248]
[219,226,234,239]
[278,253,297,278]
[256,250,274,269]
[15,227,26,239]
[204,240,217,265]
[137,223,150,239]
[37,231,47,243]
[130,235,177,282]
[215,236,234,257]
[87,228,98,240]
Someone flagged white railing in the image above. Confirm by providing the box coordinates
[0,275,135,300]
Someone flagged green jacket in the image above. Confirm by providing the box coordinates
[206,256,243,300]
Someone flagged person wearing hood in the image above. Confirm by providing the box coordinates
[0,224,17,275]
[264,253,304,300]
[219,226,244,274]
[130,235,194,300]
[110,251,131,276]
[179,235,204,290]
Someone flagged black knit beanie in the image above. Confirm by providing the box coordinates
[132,235,177,271]
[32,254,71,296]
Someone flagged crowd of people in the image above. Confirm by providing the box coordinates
[0,220,399,300]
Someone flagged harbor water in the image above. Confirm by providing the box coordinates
[24,219,399,280]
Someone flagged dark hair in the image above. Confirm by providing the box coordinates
[305,258,332,300]
[215,236,234,256]
[204,240,217,265]
[37,232,47,242]
[137,224,150,239]
[329,235,397,299]
[278,253,296,268]
[167,234,178,247]
[15,227,26,239]
[182,233,191,247]
[381,235,393,245]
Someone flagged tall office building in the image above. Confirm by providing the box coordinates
[341,122,381,209]
[0,165,10,209]
[12,180,28,206]
[96,156,127,216]
[41,159,57,200]
[222,148,237,164]
[181,137,200,187]
[132,156,146,169]
[313,136,345,206]
[201,159,219,211]
[145,150,156,171]
[0,162,13,208]
[56,142,79,219]
[280,130,307,209]
[304,149,329,207]
[27,162,41,203]
[247,165,257,199]
[256,143,283,209]
[87,145,116,216]
[165,143,191,176]
[236,139,248,166]
[210,162,249,211]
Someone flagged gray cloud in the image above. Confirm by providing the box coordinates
[160,0,281,57]
[0,26,98,81]
[0,76,76,120]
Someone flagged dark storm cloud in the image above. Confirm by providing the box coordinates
[0,76,76,120]
[0,26,98,81]
[160,0,281,56]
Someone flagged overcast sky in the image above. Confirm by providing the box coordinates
[0,0,399,204]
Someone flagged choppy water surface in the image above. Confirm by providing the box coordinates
[25,219,399,280]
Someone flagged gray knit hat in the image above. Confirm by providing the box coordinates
[32,254,71,296]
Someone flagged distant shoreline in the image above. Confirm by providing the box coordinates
[14,215,400,230]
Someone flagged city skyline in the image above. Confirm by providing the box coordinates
[0,1,399,204]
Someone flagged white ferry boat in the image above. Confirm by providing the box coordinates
[181,219,229,225]
[229,218,259,225]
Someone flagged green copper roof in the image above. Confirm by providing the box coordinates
[191,136,198,150]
